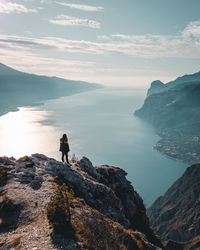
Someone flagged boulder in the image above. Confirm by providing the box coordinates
[78,157,99,179]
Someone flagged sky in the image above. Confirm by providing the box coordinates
[0,0,200,87]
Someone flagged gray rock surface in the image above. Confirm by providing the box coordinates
[0,154,162,249]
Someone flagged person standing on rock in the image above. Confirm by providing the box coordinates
[60,134,70,163]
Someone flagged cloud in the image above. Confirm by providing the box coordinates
[0,45,171,86]
[0,35,109,55]
[1,20,200,86]
[97,35,111,41]
[0,46,96,77]
[182,21,200,38]
[0,34,188,86]
[0,2,37,14]
[24,31,33,35]
[108,21,200,58]
[111,34,155,44]
[56,2,104,12]
[1,20,200,60]
[49,15,101,29]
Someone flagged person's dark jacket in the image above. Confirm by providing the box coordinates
[59,139,70,153]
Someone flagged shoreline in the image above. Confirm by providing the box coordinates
[0,86,101,117]
[154,133,200,165]
[134,117,200,166]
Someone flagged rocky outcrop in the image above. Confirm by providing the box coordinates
[147,80,165,97]
[147,163,200,243]
[135,71,200,164]
[0,154,162,249]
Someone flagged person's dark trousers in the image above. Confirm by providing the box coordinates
[62,152,69,163]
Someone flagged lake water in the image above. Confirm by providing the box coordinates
[0,87,187,206]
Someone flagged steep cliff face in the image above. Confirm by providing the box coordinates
[135,72,200,164]
[147,163,200,243]
[0,154,162,249]
[135,83,200,130]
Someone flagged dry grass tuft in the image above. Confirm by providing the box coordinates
[11,236,22,249]
[71,199,147,250]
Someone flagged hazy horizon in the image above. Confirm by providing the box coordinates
[1,0,200,87]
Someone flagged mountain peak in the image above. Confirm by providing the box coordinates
[147,80,165,97]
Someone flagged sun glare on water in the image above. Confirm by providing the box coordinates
[0,107,59,159]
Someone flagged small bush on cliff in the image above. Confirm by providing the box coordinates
[0,165,8,188]
[0,192,15,216]
[0,191,19,230]
[46,184,74,236]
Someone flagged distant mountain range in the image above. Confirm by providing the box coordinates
[0,63,101,116]
[135,71,200,164]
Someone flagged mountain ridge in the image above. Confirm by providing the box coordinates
[0,62,102,116]
[0,63,98,85]
[147,71,200,97]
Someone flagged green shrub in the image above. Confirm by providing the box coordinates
[46,184,74,236]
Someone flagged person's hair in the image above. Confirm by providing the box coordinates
[62,134,68,142]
